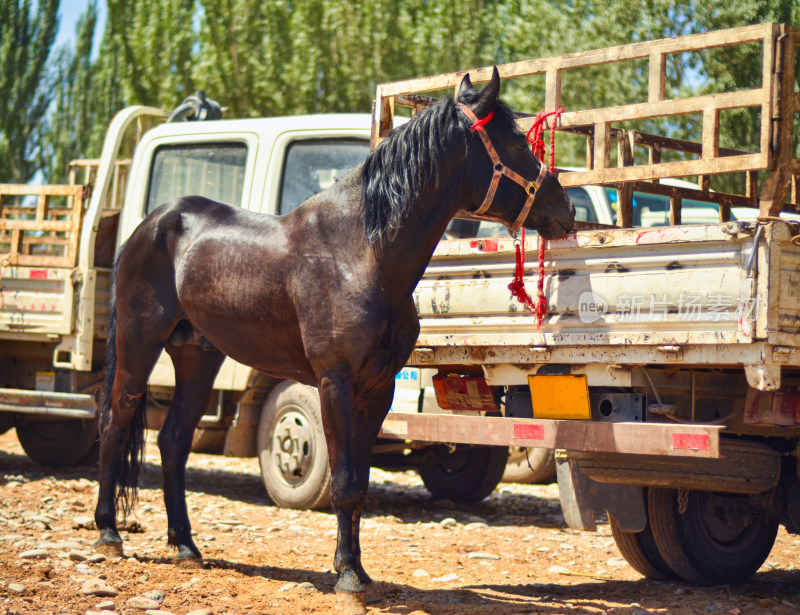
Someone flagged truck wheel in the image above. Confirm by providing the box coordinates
[256,381,331,510]
[647,487,778,584]
[417,445,507,503]
[609,489,679,581]
[16,418,99,467]
[502,447,556,484]
[191,427,227,454]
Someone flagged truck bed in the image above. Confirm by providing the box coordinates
[411,222,800,389]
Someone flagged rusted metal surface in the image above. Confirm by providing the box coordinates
[379,412,722,458]
[0,388,96,419]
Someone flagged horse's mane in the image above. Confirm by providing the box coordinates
[361,94,519,243]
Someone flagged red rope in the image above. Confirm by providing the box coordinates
[508,107,564,327]
[469,110,494,132]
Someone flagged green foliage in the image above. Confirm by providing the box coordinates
[38,2,98,183]
[0,0,59,183]
[105,0,196,107]
[15,0,800,183]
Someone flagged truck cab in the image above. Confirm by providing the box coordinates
[117,114,373,395]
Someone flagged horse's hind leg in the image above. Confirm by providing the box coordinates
[159,342,224,565]
[95,336,165,556]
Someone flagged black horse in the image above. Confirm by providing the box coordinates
[94,68,574,612]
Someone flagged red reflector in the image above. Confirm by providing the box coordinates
[513,424,544,440]
[431,375,497,412]
[672,433,709,451]
[29,270,47,279]
[468,239,499,252]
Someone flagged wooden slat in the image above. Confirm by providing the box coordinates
[670,194,682,225]
[702,107,720,159]
[377,23,773,97]
[0,184,84,197]
[545,67,562,111]
[517,89,765,132]
[558,153,765,187]
[0,184,84,267]
[617,184,634,228]
[593,122,611,170]
[649,52,667,102]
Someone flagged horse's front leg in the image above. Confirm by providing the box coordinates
[160,345,224,565]
[319,373,394,612]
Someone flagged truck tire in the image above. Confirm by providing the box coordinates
[191,427,228,454]
[502,447,556,484]
[417,445,507,503]
[647,487,779,584]
[256,381,331,510]
[16,418,99,467]
[609,489,679,581]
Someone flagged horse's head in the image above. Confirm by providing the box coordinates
[457,67,575,239]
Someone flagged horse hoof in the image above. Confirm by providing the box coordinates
[176,556,203,569]
[94,540,124,558]
[335,589,367,615]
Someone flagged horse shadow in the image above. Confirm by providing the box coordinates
[127,556,800,614]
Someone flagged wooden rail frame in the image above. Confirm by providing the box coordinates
[0,184,86,267]
[372,22,800,222]
[68,158,131,211]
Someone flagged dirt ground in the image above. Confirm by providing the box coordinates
[0,429,798,615]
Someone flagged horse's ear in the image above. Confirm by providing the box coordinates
[471,66,501,119]
[457,73,477,102]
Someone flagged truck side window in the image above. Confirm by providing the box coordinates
[278,139,370,215]
[145,143,248,215]
[602,186,727,227]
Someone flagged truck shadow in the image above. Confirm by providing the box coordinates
[0,447,565,530]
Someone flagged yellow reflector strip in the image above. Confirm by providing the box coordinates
[528,374,591,420]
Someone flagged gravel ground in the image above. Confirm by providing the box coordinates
[0,428,798,615]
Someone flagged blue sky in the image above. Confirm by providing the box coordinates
[55,0,105,53]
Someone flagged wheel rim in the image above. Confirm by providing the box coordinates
[690,492,765,553]
[271,406,316,487]
[438,448,471,475]
[507,446,529,464]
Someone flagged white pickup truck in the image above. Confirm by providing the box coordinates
[0,98,375,482]
[0,93,560,508]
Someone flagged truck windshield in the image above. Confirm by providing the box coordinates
[278,139,370,215]
[145,143,248,215]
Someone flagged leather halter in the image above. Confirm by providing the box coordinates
[458,103,548,234]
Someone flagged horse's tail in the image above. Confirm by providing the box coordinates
[101,244,147,522]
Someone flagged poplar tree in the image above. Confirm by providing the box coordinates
[39,2,98,183]
[0,0,59,183]
[104,0,196,108]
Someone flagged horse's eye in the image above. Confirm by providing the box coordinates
[516,144,527,151]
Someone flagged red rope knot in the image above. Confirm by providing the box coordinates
[509,107,564,328]
[470,110,494,132]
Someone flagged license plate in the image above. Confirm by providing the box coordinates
[528,374,591,420]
